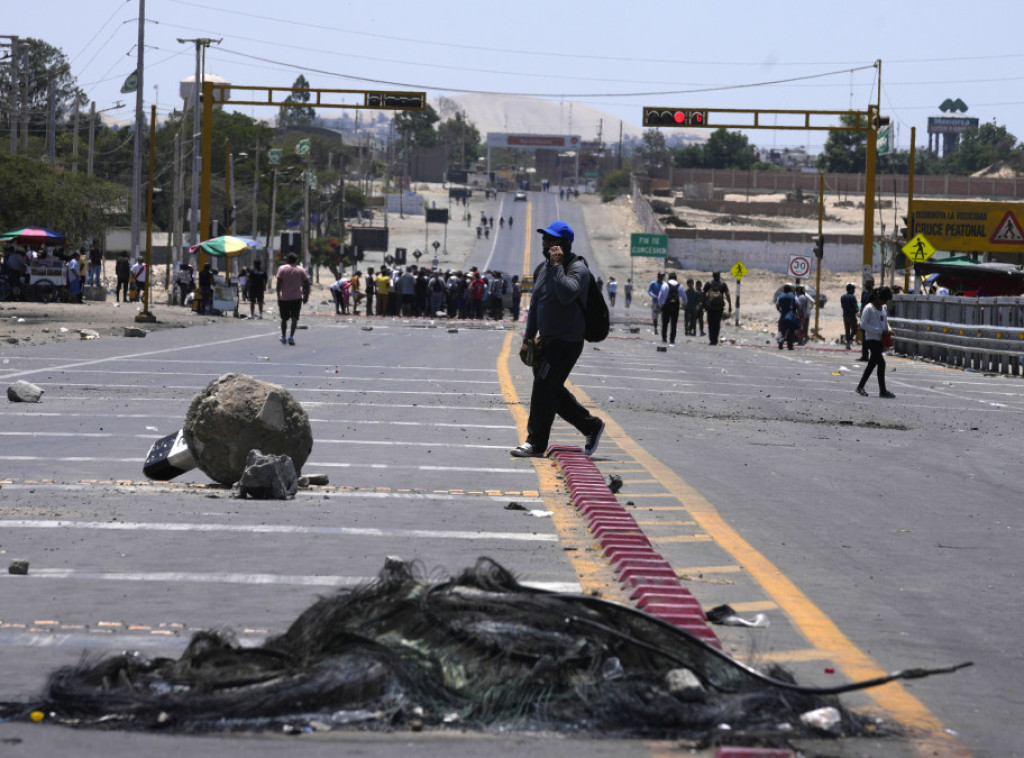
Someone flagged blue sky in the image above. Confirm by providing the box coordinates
[7,0,1023,154]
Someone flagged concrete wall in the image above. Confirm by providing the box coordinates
[667,231,866,274]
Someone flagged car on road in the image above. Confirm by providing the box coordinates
[514,191,527,202]
[772,285,827,309]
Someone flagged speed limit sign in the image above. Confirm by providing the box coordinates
[788,254,812,279]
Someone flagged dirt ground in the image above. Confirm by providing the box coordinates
[0,187,855,350]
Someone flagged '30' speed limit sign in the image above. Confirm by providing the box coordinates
[788,254,812,279]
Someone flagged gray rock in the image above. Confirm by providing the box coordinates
[183,373,313,486]
[233,449,298,499]
[297,473,329,488]
[8,559,29,575]
[122,327,147,338]
[7,380,44,403]
[79,329,100,340]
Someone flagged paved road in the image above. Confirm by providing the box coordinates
[0,193,1018,757]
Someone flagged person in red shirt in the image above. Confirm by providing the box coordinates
[275,253,310,346]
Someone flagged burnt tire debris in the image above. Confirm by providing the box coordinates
[0,558,970,741]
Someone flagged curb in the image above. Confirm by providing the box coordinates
[547,445,721,648]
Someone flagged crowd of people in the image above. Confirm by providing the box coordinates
[324,264,523,322]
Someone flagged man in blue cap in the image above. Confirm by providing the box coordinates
[511,221,605,458]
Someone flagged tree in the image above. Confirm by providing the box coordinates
[817,114,867,173]
[672,129,759,170]
[278,75,316,127]
[703,129,758,170]
[941,122,1022,175]
[393,104,439,149]
[634,129,671,171]
[0,38,84,139]
[0,152,125,244]
[437,111,482,167]
[598,169,631,203]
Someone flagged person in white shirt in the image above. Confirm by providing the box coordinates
[855,286,895,398]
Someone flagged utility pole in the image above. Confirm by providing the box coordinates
[266,167,278,274]
[177,37,220,244]
[172,131,183,285]
[46,79,56,161]
[130,0,147,261]
[251,138,260,240]
[71,99,80,172]
[87,101,96,175]
[2,36,17,155]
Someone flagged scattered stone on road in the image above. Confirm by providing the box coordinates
[183,372,313,486]
[7,380,44,403]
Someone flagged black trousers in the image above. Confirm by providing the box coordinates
[706,307,725,344]
[661,303,680,343]
[858,339,887,393]
[526,337,599,451]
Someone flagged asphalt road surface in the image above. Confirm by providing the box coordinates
[0,193,1019,758]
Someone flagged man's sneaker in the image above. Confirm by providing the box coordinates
[855,387,868,396]
[880,390,896,398]
[280,336,287,344]
[510,443,544,458]
[584,419,605,457]
[287,336,295,346]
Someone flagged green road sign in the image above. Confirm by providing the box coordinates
[630,233,668,258]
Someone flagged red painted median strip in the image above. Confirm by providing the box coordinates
[547,446,721,649]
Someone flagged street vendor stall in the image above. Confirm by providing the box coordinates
[1,227,68,302]
[188,236,261,316]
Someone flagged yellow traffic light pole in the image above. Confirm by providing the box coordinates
[199,83,425,273]
[642,104,880,278]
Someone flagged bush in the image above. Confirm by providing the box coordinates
[598,170,631,203]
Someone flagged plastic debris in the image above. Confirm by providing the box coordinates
[706,604,769,628]
[800,706,842,732]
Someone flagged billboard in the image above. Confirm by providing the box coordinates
[486,132,581,149]
[425,208,449,224]
[350,227,389,252]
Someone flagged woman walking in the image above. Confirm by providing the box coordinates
[856,286,895,398]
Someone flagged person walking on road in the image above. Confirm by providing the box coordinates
[858,276,875,361]
[624,278,633,308]
[776,283,800,350]
[247,260,267,319]
[683,279,699,335]
[855,286,895,398]
[648,272,665,335]
[702,272,732,345]
[511,221,605,459]
[607,277,617,307]
[658,272,685,345]
[115,252,130,303]
[840,283,859,350]
[275,253,310,346]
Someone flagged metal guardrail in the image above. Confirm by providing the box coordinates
[890,295,1024,375]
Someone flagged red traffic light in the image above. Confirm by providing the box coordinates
[643,108,709,128]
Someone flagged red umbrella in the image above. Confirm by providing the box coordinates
[0,227,66,245]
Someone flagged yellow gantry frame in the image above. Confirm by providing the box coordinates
[199,82,425,269]
[644,105,882,273]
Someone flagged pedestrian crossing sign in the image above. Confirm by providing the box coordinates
[730,261,748,280]
[902,234,936,263]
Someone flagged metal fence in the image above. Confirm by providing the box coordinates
[890,295,1024,375]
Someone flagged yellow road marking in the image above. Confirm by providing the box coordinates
[564,377,970,758]
[651,534,713,543]
[676,564,743,574]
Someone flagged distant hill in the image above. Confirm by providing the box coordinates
[436,93,704,145]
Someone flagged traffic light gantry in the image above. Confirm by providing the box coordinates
[643,108,708,127]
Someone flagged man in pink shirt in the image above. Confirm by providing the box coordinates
[275,253,310,345]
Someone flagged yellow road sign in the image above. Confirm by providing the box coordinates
[730,261,749,280]
[902,234,936,263]
[912,201,1024,254]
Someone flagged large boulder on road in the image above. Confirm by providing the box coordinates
[8,380,44,403]
[183,373,312,486]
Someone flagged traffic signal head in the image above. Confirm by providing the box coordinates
[365,91,426,110]
[643,108,708,127]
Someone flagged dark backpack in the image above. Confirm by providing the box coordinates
[533,257,610,342]
[705,283,726,312]
[666,282,680,304]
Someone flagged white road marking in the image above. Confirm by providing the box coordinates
[0,519,556,541]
